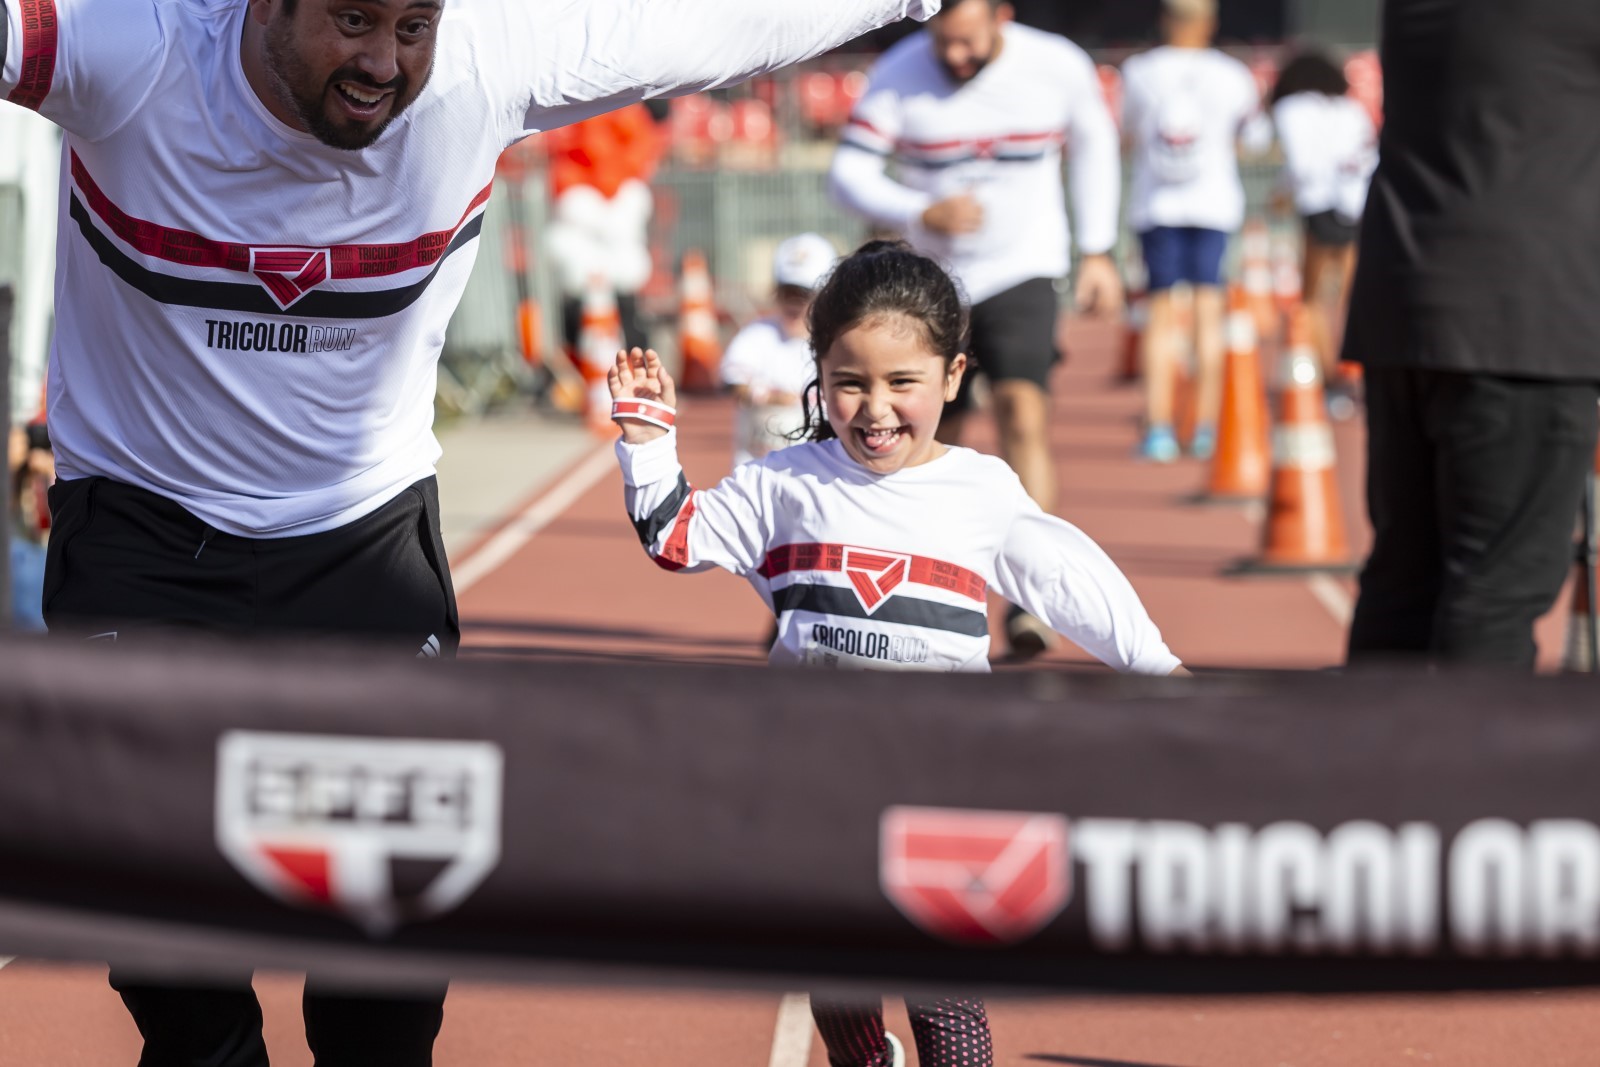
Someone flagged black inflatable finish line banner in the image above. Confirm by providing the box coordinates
[1,637,1599,993]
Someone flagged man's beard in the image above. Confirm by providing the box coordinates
[262,18,426,150]
[938,50,993,85]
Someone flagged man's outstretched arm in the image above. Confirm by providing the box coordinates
[487,0,941,139]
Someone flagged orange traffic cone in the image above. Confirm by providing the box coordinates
[1232,307,1356,574]
[677,249,722,393]
[1197,286,1271,504]
[1240,218,1276,345]
[576,274,624,437]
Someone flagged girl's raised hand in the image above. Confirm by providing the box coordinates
[607,347,678,445]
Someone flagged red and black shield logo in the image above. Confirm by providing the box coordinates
[216,732,503,937]
[880,805,1071,945]
[842,547,911,614]
[250,247,332,310]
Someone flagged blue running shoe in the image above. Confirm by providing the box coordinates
[1189,423,1217,461]
[1138,424,1180,463]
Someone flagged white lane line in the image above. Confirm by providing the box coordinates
[0,957,12,969]
[767,992,815,1067]
[450,442,616,595]
[1306,572,1355,627]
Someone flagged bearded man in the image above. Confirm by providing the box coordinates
[0,0,942,1061]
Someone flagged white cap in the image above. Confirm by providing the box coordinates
[772,233,838,291]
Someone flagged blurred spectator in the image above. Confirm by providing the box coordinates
[1343,0,1600,667]
[0,107,61,425]
[720,233,839,466]
[7,420,49,632]
[1121,0,1263,463]
[544,103,664,355]
[828,0,1123,658]
[1269,50,1377,386]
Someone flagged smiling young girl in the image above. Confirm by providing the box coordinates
[608,241,1181,1067]
[610,240,1181,676]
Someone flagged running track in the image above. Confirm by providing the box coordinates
[0,318,1585,1064]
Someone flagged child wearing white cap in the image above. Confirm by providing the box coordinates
[720,233,840,466]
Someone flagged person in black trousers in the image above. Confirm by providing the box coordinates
[1343,0,1600,668]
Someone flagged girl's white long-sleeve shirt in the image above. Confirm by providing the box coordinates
[617,432,1181,675]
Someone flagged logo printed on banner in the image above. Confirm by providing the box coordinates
[880,805,1071,945]
[249,247,333,310]
[216,731,503,936]
[843,547,912,614]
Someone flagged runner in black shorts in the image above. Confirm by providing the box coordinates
[944,277,1062,420]
[942,276,1069,652]
[1269,50,1377,388]
[828,0,1125,656]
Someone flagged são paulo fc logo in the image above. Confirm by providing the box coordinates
[249,247,333,310]
[216,731,503,937]
[843,547,912,613]
[880,806,1071,945]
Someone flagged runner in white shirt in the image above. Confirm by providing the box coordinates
[827,0,1123,658]
[1269,50,1377,384]
[720,232,838,466]
[609,241,1182,1067]
[1121,0,1261,462]
[0,0,940,1061]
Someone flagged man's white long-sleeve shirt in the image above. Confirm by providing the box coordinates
[828,23,1119,306]
[0,0,937,536]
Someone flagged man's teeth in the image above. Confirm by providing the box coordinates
[341,84,383,105]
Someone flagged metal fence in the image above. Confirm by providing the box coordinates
[436,167,564,419]
[651,152,1295,308]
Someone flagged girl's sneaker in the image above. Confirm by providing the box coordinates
[1189,423,1216,461]
[1138,424,1180,463]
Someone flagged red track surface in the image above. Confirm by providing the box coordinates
[0,317,1583,1063]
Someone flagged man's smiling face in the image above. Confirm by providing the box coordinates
[259,0,441,150]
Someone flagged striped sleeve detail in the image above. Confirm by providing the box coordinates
[632,472,691,549]
[841,115,893,155]
[5,0,57,111]
[651,490,699,572]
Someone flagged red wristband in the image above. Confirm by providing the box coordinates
[612,398,676,431]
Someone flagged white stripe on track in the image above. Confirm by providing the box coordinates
[0,957,12,969]
[1306,572,1355,627]
[450,442,616,595]
[767,992,814,1067]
